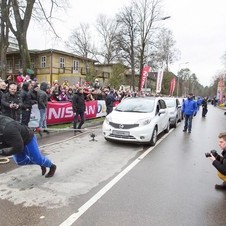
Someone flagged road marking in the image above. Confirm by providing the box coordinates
[59,129,174,226]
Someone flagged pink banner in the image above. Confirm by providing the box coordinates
[169,77,176,96]
[139,66,150,91]
[46,101,98,124]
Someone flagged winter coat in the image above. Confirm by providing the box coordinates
[182,98,197,116]
[1,92,22,121]
[72,93,86,113]
[213,149,226,175]
[20,82,35,110]
[37,90,48,110]
[0,115,34,156]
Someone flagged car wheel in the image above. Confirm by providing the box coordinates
[173,118,177,128]
[150,127,157,146]
[105,137,110,142]
[164,121,170,133]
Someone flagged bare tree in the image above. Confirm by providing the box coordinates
[0,0,10,79]
[96,14,118,64]
[65,23,93,59]
[134,0,162,86]
[154,28,180,71]
[5,0,67,75]
[7,0,36,74]
[116,4,139,91]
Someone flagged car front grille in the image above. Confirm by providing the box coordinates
[109,122,139,129]
[109,134,136,139]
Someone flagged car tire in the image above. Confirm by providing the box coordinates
[104,137,110,142]
[164,121,170,133]
[150,127,157,146]
[173,119,177,128]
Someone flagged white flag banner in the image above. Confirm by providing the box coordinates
[156,69,164,93]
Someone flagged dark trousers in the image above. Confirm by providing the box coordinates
[73,111,85,129]
[202,108,208,117]
[21,109,31,126]
[184,114,193,132]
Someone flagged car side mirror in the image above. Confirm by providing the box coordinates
[158,109,166,115]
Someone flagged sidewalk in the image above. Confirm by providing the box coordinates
[35,117,105,138]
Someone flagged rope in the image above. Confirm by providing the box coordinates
[0,157,10,164]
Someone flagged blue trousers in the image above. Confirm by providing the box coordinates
[39,108,47,128]
[13,136,52,168]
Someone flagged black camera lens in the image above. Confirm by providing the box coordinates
[205,153,211,158]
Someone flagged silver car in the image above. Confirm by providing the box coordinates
[163,97,182,128]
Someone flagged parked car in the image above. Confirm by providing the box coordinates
[102,97,170,146]
[163,97,182,128]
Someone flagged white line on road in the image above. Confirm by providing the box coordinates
[59,129,174,226]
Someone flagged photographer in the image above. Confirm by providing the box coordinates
[207,132,226,190]
[1,82,22,121]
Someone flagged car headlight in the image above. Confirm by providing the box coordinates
[137,118,151,126]
[105,115,112,125]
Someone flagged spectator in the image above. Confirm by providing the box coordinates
[1,82,21,121]
[105,89,117,115]
[72,87,86,134]
[93,79,100,90]
[58,89,68,101]
[37,82,50,136]
[182,93,197,133]
[20,82,35,126]
[66,88,74,102]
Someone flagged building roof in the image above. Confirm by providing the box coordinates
[6,48,97,62]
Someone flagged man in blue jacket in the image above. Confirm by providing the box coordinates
[182,93,197,133]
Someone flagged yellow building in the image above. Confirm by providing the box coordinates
[6,49,97,85]
[5,49,131,87]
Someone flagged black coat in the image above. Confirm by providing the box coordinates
[72,93,86,113]
[213,149,226,175]
[0,115,34,156]
[1,92,22,121]
[20,83,35,110]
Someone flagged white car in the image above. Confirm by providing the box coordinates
[102,97,170,146]
[163,97,182,128]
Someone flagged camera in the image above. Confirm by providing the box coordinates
[205,149,217,158]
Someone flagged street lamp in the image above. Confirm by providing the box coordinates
[176,62,189,97]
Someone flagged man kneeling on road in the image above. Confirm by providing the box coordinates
[207,132,226,190]
[0,115,56,178]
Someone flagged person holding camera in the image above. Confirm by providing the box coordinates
[207,132,226,190]
[1,82,21,121]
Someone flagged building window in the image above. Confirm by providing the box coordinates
[41,56,46,68]
[59,57,65,69]
[73,60,79,72]
[31,58,35,69]
[15,59,22,70]
[7,59,12,71]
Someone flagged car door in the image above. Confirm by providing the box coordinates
[176,98,182,120]
[159,99,168,131]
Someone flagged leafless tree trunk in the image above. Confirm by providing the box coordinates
[0,0,10,79]
[96,15,118,64]
[135,0,162,89]
[116,5,138,91]
[7,0,35,75]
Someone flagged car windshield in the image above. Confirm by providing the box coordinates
[115,98,155,113]
[164,99,176,108]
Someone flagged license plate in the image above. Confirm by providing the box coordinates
[112,130,130,136]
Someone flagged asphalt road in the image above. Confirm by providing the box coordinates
[0,105,226,226]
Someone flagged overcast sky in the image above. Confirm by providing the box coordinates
[28,0,226,87]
